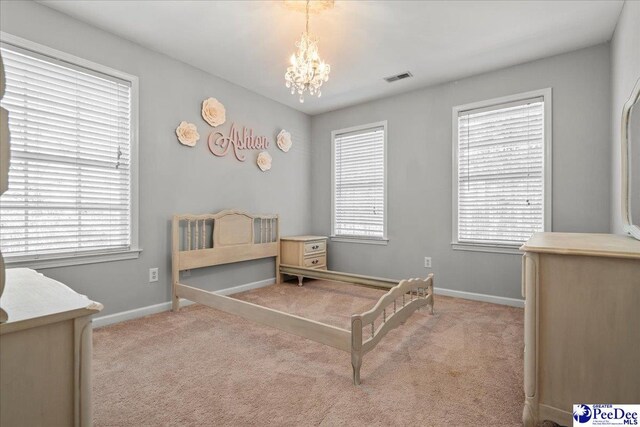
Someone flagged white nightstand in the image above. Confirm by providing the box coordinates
[280,235,327,286]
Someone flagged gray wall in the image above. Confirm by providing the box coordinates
[310,44,611,301]
[0,1,312,316]
[610,1,640,234]
[0,1,619,313]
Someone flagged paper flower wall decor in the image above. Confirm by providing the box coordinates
[175,121,200,147]
[276,129,292,152]
[256,151,272,172]
[201,97,226,127]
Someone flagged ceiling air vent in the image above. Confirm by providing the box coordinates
[384,71,413,83]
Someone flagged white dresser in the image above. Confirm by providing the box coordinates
[0,268,102,427]
[521,233,640,426]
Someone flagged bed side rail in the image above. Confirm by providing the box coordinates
[176,283,351,352]
[350,274,434,385]
[279,264,398,290]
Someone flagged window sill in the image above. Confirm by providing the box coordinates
[331,236,389,246]
[451,242,522,255]
[4,248,143,270]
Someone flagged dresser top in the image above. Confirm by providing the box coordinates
[0,268,102,335]
[281,235,327,242]
[521,232,640,259]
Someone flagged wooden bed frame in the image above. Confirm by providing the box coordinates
[171,209,434,385]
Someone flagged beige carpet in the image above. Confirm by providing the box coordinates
[93,280,524,426]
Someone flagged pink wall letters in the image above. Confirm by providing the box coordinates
[208,123,270,161]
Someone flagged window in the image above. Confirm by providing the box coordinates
[452,89,551,253]
[0,35,139,268]
[332,121,387,243]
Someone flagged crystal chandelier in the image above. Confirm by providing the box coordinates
[285,0,330,103]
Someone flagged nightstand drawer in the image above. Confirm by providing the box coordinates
[304,240,326,254]
[303,254,326,268]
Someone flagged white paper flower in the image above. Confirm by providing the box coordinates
[201,97,226,127]
[276,129,292,152]
[256,151,272,172]
[175,121,200,147]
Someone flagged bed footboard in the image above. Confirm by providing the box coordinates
[350,274,434,385]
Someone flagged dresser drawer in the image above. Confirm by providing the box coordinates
[304,240,326,254]
[303,254,326,268]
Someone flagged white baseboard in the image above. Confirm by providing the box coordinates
[92,299,191,328]
[92,277,275,328]
[434,286,524,308]
[213,278,275,296]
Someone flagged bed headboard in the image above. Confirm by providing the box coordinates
[171,209,280,272]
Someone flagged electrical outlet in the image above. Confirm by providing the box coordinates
[424,257,432,268]
[149,267,159,282]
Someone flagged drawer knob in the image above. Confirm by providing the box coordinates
[312,259,318,264]
[312,245,319,249]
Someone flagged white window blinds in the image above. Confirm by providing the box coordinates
[333,124,385,239]
[457,98,545,245]
[0,44,132,259]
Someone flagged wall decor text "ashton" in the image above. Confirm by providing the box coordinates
[208,123,270,161]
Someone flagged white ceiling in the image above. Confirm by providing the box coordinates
[38,0,624,115]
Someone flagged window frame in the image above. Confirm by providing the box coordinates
[451,88,552,255]
[0,32,141,269]
[331,120,388,245]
